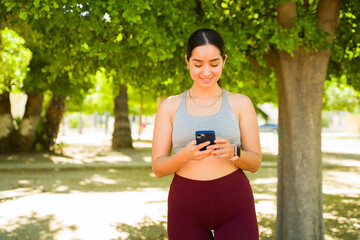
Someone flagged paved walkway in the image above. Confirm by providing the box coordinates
[1,130,359,171]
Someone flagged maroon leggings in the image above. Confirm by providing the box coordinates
[167,169,259,240]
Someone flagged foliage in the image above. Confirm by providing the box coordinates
[0,27,31,94]
[128,86,158,116]
[1,0,359,114]
[329,1,360,91]
[323,76,360,112]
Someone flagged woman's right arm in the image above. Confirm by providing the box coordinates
[151,97,212,178]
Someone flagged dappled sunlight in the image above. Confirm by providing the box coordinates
[258,213,276,240]
[323,194,360,239]
[323,170,360,195]
[0,212,77,240]
[79,174,118,186]
[113,216,167,240]
[0,162,359,239]
[0,191,168,240]
[256,199,276,215]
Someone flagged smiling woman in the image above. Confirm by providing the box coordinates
[152,29,262,240]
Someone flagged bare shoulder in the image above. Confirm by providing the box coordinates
[157,92,184,119]
[226,91,254,108]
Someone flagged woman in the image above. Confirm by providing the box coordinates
[152,29,261,240]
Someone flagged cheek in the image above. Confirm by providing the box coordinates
[213,67,223,76]
[189,67,201,76]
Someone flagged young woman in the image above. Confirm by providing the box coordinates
[152,29,261,240]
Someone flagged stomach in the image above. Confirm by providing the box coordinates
[176,156,238,180]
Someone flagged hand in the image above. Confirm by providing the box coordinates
[207,137,234,159]
[181,140,214,161]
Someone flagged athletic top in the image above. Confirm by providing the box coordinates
[172,89,241,153]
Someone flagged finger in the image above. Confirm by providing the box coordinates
[207,143,225,150]
[213,153,229,159]
[193,149,212,160]
[196,141,211,151]
[214,138,227,144]
[211,148,228,155]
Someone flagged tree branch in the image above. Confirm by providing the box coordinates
[277,2,297,28]
[316,0,344,43]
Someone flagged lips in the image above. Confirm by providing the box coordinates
[200,77,213,83]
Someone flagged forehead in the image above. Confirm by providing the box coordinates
[190,44,222,60]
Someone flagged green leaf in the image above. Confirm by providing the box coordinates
[34,0,40,7]
[19,12,28,20]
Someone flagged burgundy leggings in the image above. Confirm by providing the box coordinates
[167,169,259,240]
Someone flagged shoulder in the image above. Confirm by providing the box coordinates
[226,91,253,107]
[156,92,184,119]
[225,91,255,118]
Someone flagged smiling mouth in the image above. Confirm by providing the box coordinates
[200,77,213,81]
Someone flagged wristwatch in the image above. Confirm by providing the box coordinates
[229,144,241,162]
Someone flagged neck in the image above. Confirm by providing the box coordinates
[189,85,222,97]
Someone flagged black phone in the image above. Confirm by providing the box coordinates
[195,130,216,151]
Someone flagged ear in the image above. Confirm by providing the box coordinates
[185,55,189,69]
[223,54,227,68]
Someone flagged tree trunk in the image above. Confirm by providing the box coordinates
[274,1,343,239]
[42,95,66,150]
[78,112,83,134]
[138,96,143,140]
[275,48,328,240]
[0,92,16,153]
[18,93,44,151]
[112,85,133,149]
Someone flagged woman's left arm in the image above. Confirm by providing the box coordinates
[234,95,262,173]
[209,94,262,173]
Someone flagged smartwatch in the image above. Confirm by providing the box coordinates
[229,144,241,162]
[235,144,241,158]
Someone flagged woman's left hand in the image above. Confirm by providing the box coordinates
[207,137,234,159]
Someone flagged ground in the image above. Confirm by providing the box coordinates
[0,128,359,240]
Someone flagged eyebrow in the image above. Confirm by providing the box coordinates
[192,58,221,62]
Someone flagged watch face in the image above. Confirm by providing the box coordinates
[236,146,241,157]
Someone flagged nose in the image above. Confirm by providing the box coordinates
[202,65,211,76]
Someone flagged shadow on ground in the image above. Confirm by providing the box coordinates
[114,216,167,240]
[0,140,153,165]
[0,212,77,240]
[0,143,359,239]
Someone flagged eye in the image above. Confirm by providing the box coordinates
[194,65,202,68]
[211,64,219,67]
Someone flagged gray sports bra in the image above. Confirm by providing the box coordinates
[172,89,241,153]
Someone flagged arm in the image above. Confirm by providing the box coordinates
[233,95,262,172]
[151,97,213,178]
[208,94,262,173]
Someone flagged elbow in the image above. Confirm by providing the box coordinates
[153,171,166,178]
[249,165,261,173]
[249,156,262,173]
[151,165,166,178]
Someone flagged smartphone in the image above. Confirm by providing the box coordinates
[195,130,216,151]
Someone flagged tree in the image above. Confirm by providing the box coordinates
[0,27,32,152]
[0,0,98,151]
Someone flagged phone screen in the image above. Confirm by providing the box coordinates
[195,130,216,151]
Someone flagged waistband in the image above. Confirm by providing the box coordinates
[173,169,244,188]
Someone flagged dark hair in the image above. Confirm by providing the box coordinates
[186,29,225,61]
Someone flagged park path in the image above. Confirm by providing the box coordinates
[0,128,359,239]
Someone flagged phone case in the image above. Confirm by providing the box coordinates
[195,130,216,151]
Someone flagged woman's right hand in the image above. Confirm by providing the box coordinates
[180,140,214,161]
